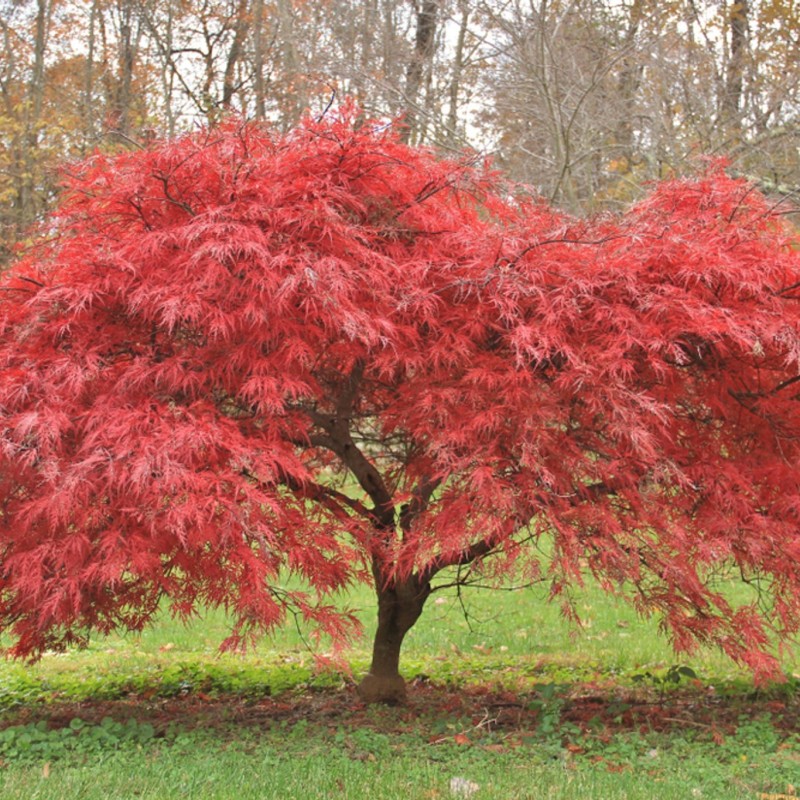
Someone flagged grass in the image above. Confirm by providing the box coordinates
[0,576,798,799]
[0,574,783,705]
[0,693,798,799]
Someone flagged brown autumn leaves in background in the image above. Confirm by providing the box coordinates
[2,0,799,266]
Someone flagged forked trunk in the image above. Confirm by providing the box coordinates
[357,575,430,704]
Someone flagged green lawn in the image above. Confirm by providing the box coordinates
[0,577,798,799]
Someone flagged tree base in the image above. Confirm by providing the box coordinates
[356,672,408,704]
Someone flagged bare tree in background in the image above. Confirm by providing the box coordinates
[2,0,799,266]
[401,0,439,141]
[479,0,800,212]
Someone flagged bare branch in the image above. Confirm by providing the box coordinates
[399,474,442,534]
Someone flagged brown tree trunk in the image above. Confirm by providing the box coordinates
[401,0,439,144]
[83,0,98,147]
[721,0,749,131]
[613,0,644,174]
[114,0,140,138]
[222,0,249,107]
[357,575,430,704]
[444,0,469,148]
[19,0,50,225]
[253,0,267,120]
[276,0,304,125]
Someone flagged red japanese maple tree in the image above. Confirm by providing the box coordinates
[2,111,800,703]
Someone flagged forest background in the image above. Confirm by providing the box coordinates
[2,0,799,266]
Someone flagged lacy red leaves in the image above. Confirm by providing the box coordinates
[1,112,800,682]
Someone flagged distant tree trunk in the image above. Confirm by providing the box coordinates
[445,0,469,148]
[160,0,177,137]
[113,0,141,137]
[19,0,50,225]
[222,0,249,107]
[276,0,304,124]
[82,0,98,147]
[722,0,749,127]
[253,0,267,119]
[613,0,644,173]
[357,573,431,704]
[401,0,439,143]
[353,0,378,104]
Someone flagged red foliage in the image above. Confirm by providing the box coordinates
[2,110,800,680]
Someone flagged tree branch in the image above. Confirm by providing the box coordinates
[300,364,395,528]
[399,474,442,535]
[244,466,374,523]
[420,522,515,584]
[770,374,800,395]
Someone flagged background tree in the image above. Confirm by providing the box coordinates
[2,113,800,703]
[5,0,800,268]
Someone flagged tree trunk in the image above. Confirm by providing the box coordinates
[276,0,304,125]
[401,0,439,144]
[83,0,98,148]
[222,0,249,107]
[722,0,749,129]
[444,0,469,148]
[19,0,49,225]
[253,0,267,120]
[612,0,644,174]
[114,0,139,138]
[357,575,430,704]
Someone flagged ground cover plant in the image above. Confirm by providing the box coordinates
[3,107,800,704]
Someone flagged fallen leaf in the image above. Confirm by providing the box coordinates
[449,777,479,797]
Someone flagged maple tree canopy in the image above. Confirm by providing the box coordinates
[2,110,800,702]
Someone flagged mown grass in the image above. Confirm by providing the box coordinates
[0,576,798,799]
[2,722,798,800]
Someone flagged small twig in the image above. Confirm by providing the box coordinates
[18,276,45,288]
[105,129,146,150]
[317,88,337,122]
[661,717,714,729]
